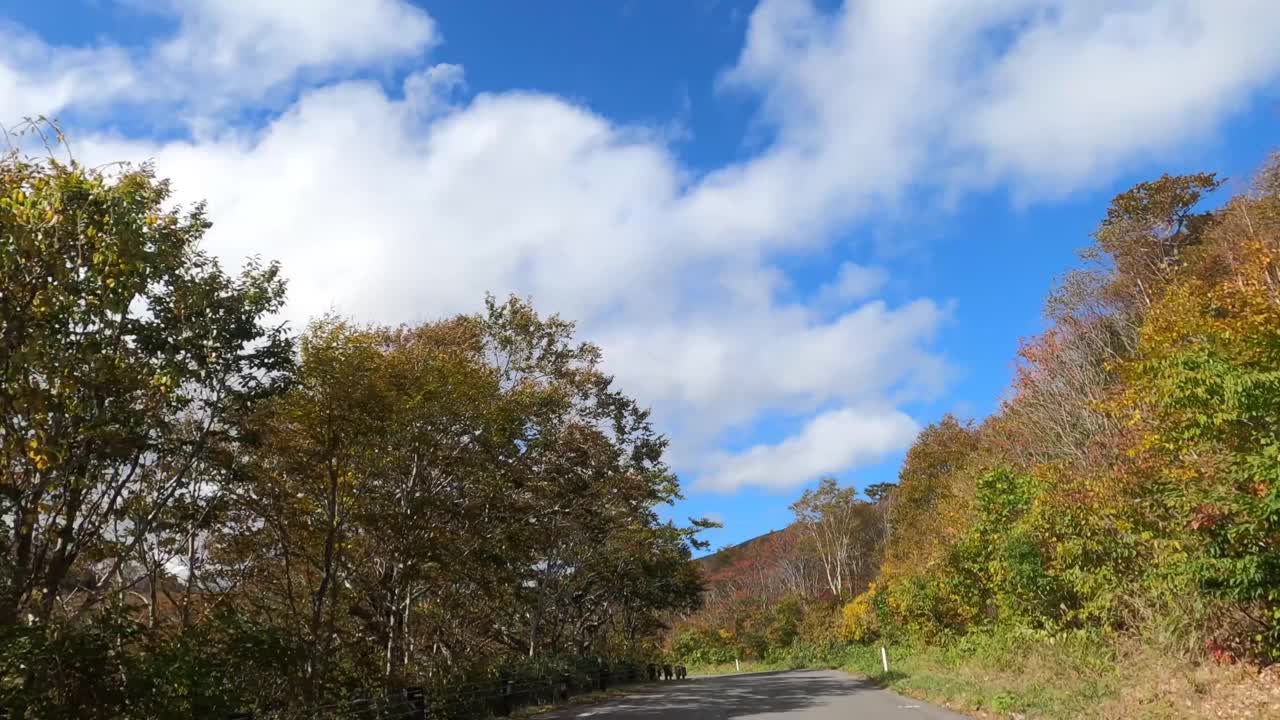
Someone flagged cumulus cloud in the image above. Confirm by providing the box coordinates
[0,24,138,118]
[959,0,1280,192]
[816,262,889,304]
[77,80,951,473]
[698,407,919,492]
[152,0,437,111]
[598,299,947,453]
[722,0,1280,202]
[6,0,1280,493]
[0,0,436,119]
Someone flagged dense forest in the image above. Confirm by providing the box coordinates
[669,153,1280,711]
[0,143,711,718]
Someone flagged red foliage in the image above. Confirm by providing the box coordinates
[1190,504,1228,531]
[1207,639,1237,665]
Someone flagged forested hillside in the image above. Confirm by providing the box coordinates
[0,142,710,718]
[670,154,1280,717]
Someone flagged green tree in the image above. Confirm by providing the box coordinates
[217,298,710,703]
[0,142,290,718]
[0,150,290,625]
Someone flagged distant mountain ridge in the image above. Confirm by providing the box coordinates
[695,528,788,573]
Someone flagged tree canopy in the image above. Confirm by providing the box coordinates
[0,146,707,718]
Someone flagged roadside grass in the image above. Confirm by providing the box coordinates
[839,631,1120,719]
[687,631,1279,718]
[839,633,1277,719]
[685,633,1121,717]
[685,660,786,677]
[682,636,1116,718]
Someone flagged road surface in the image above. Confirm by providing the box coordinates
[539,670,968,719]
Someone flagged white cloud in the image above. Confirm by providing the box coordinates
[598,299,947,452]
[698,407,919,492]
[78,80,950,476]
[816,262,889,304]
[958,0,1280,193]
[0,0,436,121]
[404,63,466,118]
[7,0,1280,494]
[0,23,138,119]
[722,0,1280,202]
[152,0,437,111]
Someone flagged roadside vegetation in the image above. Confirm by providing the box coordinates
[669,152,1280,718]
[0,131,711,718]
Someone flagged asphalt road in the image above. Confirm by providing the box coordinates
[539,670,968,719]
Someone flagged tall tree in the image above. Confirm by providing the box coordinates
[881,416,980,577]
[0,152,290,625]
[790,478,872,599]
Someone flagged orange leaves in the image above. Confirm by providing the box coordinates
[1189,504,1228,531]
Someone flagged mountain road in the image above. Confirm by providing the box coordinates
[536,669,968,720]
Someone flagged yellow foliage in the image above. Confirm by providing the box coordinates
[839,585,880,642]
[25,437,50,471]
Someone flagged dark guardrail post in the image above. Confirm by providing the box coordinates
[350,695,370,719]
[496,678,513,717]
[405,686,426,720]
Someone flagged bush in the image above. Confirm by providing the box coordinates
[840,586,881,642]
[0,608,308,720]
[671,627,736,666]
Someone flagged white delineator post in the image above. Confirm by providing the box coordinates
[735,658,741,673]
[881,646,889,673]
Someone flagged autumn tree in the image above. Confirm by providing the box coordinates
[790,478,878,599]
[999,174,1225,470]
[1091,172,1223,313]
[879,416,981,577]
[2,142,711,716]
[1117,158,1280,659]
[208,297,710,704]
[0,150,290,625]
[838,160,1280,664]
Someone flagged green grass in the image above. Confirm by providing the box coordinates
[690,631,1132,718]
[682,631,1254,718]
[685,659,788,677]
[838,631,1124,719]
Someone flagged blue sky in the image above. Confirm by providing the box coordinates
[4,0,1278,552]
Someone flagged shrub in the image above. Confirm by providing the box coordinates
[840,586,881,642]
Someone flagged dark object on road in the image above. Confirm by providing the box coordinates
[662,664,673,680]
[647,663,658,681]
[675,664,687,680]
